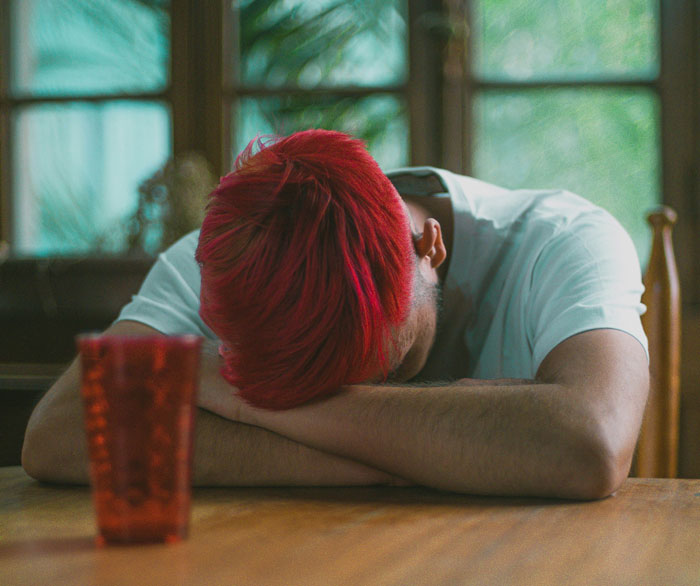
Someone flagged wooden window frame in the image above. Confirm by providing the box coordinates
[0,0,441,255]
[437,0,699,304]
[0,0,226,254]
[2,0,696,305]
[222,0,435,173]
[0,0,698,475]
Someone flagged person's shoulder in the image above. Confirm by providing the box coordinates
[520,188,609,218]
[487,186,622,238]
[523,190,630,244]
[526,192,641,286]
[163,230,200,254]
[158,230,200,265]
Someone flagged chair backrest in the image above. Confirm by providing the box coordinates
[633,206,682,477]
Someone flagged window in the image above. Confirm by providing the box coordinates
[1,0,171,256]
[435,0,697,302]
[0,0,412,257]
[1,0,697,305]
[469,0,660,262]
[228,0,410,169]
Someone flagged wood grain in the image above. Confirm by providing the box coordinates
[637,207,682,477]
[1,467,699,585]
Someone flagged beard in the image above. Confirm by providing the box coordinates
[413,265,443,324]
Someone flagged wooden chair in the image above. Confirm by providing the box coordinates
[633,206,682,477]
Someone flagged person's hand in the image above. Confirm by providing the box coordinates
[195,342,290,424]
[196,341,246,421]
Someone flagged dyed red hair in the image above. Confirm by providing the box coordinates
[195,129,414,409]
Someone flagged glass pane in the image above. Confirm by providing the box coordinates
[235,0,407,88]
[473,0,659,80]
[13,102,170,256]
[473,89,660,262]
[233,94,409,170]
[11,0,169,95]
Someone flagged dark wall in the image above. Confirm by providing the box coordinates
[0,257,152,465]
[0,257,152,363]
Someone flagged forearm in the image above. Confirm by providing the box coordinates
[193,333,399,486]
[239,331,648,500]
[193,409,399,486]
[21,359,91,484]
[241,381,598,498]
[240,377,641,499]
[22,360,396,487]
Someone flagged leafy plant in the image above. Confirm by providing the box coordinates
[234,0,409,166]
[126,153,216,255]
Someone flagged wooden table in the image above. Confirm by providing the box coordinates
[1,467,699,585]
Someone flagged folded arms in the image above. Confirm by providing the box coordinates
[22,320,649,500]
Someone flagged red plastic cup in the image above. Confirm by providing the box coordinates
[77,334,202,545]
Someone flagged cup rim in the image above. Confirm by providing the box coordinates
[76,332,203,346]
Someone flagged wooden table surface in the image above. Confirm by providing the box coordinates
[1,466,699,586]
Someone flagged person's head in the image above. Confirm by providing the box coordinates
[195,129,445,409]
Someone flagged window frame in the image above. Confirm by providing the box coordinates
[0,1,10,252]
[222,0,426,172]
[0,0,177,255]
[1,0,697,306]
[436,0,699,304]
[0,0,698,477]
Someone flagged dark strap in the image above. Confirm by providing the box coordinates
[388,172,447,197]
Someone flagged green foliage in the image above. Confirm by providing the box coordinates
[238,0,406,87]
[471,0,661,263]
[234,0,409,169]
[235,95,408,170]
[473,0,658,79]
[15,0,168,95]
[474,89,659,262]
[127,153,215,256]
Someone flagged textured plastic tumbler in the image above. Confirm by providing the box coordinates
[77,334,202,545]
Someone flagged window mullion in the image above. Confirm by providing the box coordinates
[407,0,444,167]
[659,0,699,303]
[439,0,470,174]
[0,0,11,248]
[171,0,225,177]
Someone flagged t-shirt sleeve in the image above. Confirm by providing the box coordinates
[527,212,648,372]
[116,231,216,339]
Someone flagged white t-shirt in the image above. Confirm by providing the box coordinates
[117,168,647,381]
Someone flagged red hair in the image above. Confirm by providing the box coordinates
[195,130,414,409]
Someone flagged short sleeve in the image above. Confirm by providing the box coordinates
[527,212,648,372]
[117,231,217,339]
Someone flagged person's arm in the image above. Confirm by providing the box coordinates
[205,329,648,500]
[21,320,400,487]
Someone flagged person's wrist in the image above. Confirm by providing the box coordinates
[233,395,258,425]
[196,369,244,421]
[235,396,294,428]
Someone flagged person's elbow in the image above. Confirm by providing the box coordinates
[567,417,637,501]
[535,328,649,500]
[21,437,43,481]
[21,393,89,485]
[21,408,58,482]
[21,411,51,481]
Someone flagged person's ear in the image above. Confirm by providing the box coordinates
[414,218,446,269]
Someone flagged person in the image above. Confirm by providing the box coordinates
[22,129,649,499]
